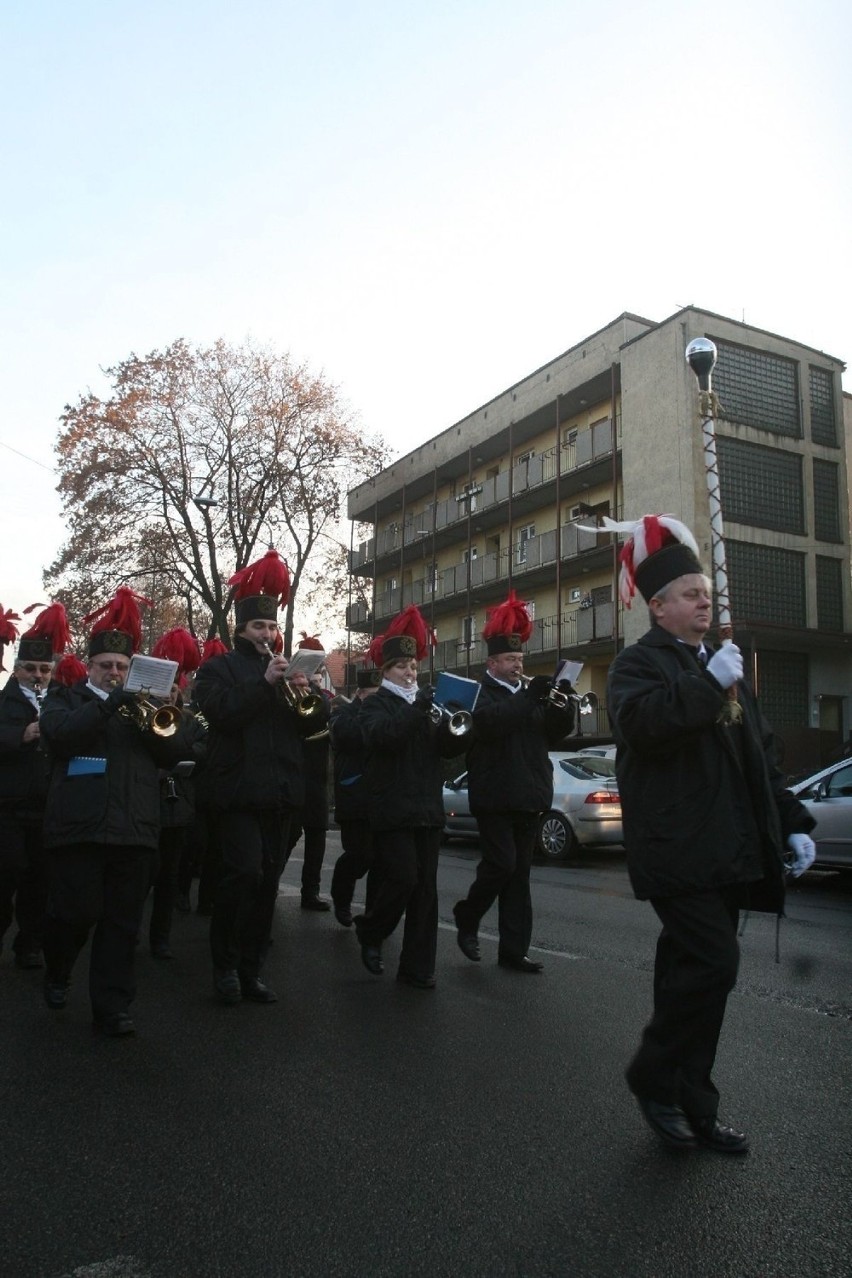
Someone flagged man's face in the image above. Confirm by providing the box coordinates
[15,660,54,692]
[243,619,279,653]
[88,653,131,692]
[649,573,712,643]
[488,652,524,684]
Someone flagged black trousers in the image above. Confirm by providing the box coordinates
[331,818,379,912]
[149,826,186,945]
[43,843,154,1019]
[454,811,538,959]
[625,887,741,1120]
[284,810,328,898]
[357,827,440,981]
[0,811,47,956]
[210,809,292,978]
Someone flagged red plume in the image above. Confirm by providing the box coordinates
[200,637,229,663]
[21,602,73,654]
[228,548,291,606]
[53,653,88,686]
[152,627,202,676]
[83,586,151,653]
[383,605,431,661]
[297,631,324,651]
[482,590,533,644]
[367,633,385,668]
[0,604,21,670]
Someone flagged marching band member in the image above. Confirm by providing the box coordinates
[329,658,382,927]
[192,549,329,1007]
[353,606,466,989]
[283,632,333,912]
[452,591,576,974]
[0,601,71,970]
[607,515,815,1152]
[147,628,207,960]
[39,587,195,1036]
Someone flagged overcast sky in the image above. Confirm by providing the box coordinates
[1,0,850,617]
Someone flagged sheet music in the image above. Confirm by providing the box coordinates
[124,655,179,698]
[554,659,584,686]
[285,649,326,679]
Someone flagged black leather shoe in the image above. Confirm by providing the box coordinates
[396,971,436,989]
[333,904,354,928]
[43,978,68,1010]
[213,968,242,1004]
[690,1116,749,1154]
[94,1012,136,1037]
[150,940,174,960]
[301,895,331,912]
[498,954,544,973]
[240,975,278,1003]
[15,950,44,970]
[635,1098,698,1150]
[457,931,481,962]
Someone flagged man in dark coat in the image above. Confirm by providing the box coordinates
[192,550,328,1006]
[606,514,816,1154]
[329,668,381,928]
[0,634,53,968]
[39,588,195,1036]
[452,591,576,973]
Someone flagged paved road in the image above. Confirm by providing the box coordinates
[1,836,849,1278]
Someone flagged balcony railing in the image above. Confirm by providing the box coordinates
[350,419,617,570]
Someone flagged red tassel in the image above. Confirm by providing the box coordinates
[83,586,151,653]
[152,627,202,675]
[384,605,431,661]
[200,637,229,663]
[482,590,533,644]
[21,602,73,654]
[53,654,88,686]
[228,548,291,606]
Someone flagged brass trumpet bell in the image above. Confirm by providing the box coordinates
[429,704,473,737]
[279,682,325,718]
[119,696,182,737]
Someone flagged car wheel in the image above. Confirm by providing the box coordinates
[537,812,577,860]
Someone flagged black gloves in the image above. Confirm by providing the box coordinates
[415,684,436,711]
[105,687,139,714]
[524,675,553,703]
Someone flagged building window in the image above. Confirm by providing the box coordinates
[716,437,804,534]
[516,523,536,564]
[816,556,844,633]
[712,338,800,438]
[463,547,478,564]
[727,541,806,627]
[516,449,535,466]
[813,459,841,543]
[809,366,838,447]
[461,615,476,649]
[757,650,809,731]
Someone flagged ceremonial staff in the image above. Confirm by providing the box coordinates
[685,337,741,722]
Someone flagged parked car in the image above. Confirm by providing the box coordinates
[441,752,623,860]
[789,758,852,870]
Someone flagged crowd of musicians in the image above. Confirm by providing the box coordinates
[0,550,576,1038]
[1,518,818,1155]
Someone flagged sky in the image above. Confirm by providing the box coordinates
[1,0,850,625]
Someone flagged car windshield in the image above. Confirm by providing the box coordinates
[556,756,616,781]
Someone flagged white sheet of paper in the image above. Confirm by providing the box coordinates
[554,659,584,686]
[124,655,179,698]
[285,649,326,678]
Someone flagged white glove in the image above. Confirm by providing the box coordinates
[786,833,816,878]
[705,643,743,689]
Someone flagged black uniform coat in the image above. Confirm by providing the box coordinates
[0,677,48,811]
[159,710,208,829]
[192,637,327,813]
[330,698,370,823]
[466,673,576,816]
[360,688,466,833]
[607,624,815,910]
[40,680,194,852]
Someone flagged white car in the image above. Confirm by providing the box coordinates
[789,758,852,870]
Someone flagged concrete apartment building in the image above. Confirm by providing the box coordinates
[345,307,850,772]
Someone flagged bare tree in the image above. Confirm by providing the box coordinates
[46,338,392,651]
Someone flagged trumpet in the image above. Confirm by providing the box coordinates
[118,693,182,738]
[520,678,598,715]
[262,645,325,720]
[429,702,473,737]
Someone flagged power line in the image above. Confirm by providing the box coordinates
[0,439,55,473]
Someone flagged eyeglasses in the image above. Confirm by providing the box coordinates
[22,664,54,675]
[90,661,130,672]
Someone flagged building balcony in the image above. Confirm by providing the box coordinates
[349,418,618,575]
